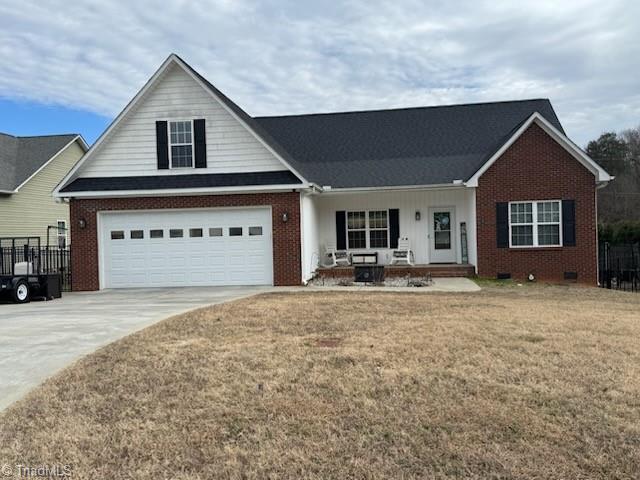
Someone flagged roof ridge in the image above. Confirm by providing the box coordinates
[254,98,551,120]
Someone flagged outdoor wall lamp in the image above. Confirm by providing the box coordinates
[78,218,87,229]
[282,212,289,223]
[415,210,421,221]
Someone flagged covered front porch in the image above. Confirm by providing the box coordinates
[317,263,476,279]
[300,185,478,282]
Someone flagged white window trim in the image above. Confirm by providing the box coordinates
[56,219,67,248]
[168,119,195,169]
[346,209,390,250]
[508,200,562,248]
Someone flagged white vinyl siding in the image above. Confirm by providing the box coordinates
[79,63,286,177]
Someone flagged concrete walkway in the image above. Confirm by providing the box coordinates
[0,286,271,411]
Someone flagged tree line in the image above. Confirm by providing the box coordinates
[586,125,640,243]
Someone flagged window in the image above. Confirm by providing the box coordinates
[130,230,144,239]
[169,229,184,238]
[368,211,388,248]
[347,210,389,249]
[347,211,367,249]
[209,227,223,237]
[537,201,561,245]
[509,201,561,247]
[510,203,533,246]
[57,220,67,248]
[169,121,193,168]
[189,228,203,238]
[110,230,124,240]
[150,229,164,239]
[433,212,452,250]
[249,226,263,236]
[229,227,243,236]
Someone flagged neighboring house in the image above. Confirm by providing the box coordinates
[54,54,611,290]
[0,133,88,247]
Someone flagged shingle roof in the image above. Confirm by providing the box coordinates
[59,55,568,194]
[179,55,564,189]
[0,133,79,192]
[60,170,301,192]
[254,100,564,188]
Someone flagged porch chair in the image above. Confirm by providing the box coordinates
[390,237,414,266]
[325,244,351,267]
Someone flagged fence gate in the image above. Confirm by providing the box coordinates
[599,242,639,293]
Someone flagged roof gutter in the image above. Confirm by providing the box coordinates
[317,181,468,194]
[55,183,314,199]
[0,189,15,195]
[597,177,614,189]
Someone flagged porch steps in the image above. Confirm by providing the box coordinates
[317,264,475,279]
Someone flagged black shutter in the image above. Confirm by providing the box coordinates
[496,202,509,248]
[336,211,346,250]
[389,209,400,248]
[156,121,169,169]
[562,200,576,246]
[193,119,207,168]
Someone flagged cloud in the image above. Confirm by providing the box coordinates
[0,0,638,145]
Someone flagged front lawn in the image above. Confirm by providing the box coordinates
[1,286,639,478]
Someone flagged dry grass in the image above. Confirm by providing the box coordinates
[1,285,640,479]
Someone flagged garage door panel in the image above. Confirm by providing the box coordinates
[130,257,147,269]
[101,208,273,288]
[149,256,165,268]
[149,272,168,285]
[208,256,226,267]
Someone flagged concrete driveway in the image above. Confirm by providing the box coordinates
[0,286,271,411]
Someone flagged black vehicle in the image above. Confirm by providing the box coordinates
[0,237,62,303]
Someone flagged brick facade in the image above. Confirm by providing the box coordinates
[476,123,598,284]
[70,192,301,290]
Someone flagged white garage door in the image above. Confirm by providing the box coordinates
[99,208,273,288]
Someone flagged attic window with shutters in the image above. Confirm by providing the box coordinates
[169,121,193,168]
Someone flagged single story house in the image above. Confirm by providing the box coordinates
[1,132,87,246]
[54,54,611,290]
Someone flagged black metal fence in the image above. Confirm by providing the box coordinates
[599,242,639,293]
[0,246,72,292]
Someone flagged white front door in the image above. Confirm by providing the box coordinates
[99,208,273,288]
[428,207,456,263]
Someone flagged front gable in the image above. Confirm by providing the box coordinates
[477,122,598,194]
[57,55,306,195]
[473,118,603,284]
[466,113,611,187]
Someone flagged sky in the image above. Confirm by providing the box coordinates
[0,0,638,147]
